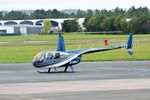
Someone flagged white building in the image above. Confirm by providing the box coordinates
[0,18,85,35]
[0,25,43,35]
[0,26,19,34]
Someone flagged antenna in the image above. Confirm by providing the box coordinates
[77,44,81,50]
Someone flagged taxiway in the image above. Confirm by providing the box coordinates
[0,61,150,100]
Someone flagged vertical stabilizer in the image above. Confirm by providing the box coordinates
[57,33,65,51]
[127,32,133,55]
[127,32,133,49]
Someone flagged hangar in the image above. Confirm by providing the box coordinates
[0,18,84,35]
[0,25,43,35]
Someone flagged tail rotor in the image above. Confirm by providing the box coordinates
[121,32,134,55]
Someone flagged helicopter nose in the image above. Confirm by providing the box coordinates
[32,57,41,67]
[32,61,41,68]
[32,57,45,68]
[32,57,42,67]
[32,61,38,67]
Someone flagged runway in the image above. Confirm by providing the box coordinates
[0,61,150,100]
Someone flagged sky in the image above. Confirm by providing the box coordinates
[0,0,150,11]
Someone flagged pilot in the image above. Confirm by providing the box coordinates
[52,52,56,58]
[55,53,60,58]
[46,52,52,60]
[52,52,60,59]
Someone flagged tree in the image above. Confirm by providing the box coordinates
[83,16,91,31]
[114,15,127,32]
[86,9,94,17]
[95,15,106,31]
[83,15,106,32]
[31,9,47,19]
[127,6,150,17]
[95,9,100,16]
[101,17,115,31]
[76,10,85,18]
[128,15,150,34]
[0,11,3,19]
[100,9,109,16]
[113,7,125,16]
[4,10,30,20]
[62,19,80,32]
[43,19,52,33]
[87,16,97,31]
[51,9,62,18]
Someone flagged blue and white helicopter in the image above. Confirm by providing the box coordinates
[32,33,133,73]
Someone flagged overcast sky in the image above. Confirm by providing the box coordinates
[0,0,150,11]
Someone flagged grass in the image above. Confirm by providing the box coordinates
[0,33,150,63]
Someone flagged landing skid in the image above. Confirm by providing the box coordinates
[37,66,75,73]
[37,71,76,73]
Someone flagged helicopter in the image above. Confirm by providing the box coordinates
[32,32,133,73]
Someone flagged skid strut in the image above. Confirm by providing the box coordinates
[48,68,51,73]
[64,66,74,72]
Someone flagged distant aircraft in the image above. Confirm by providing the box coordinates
[32,32,133,73]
